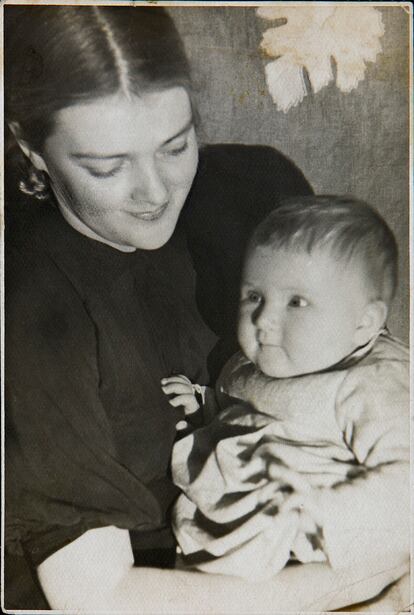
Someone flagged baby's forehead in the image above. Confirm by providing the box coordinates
[246,244,337,266]
[246,242,359,266]
[243,244,369,287]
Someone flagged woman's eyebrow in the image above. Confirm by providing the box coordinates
[163,119,193,145]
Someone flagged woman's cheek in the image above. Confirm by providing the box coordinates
[167,144,198,188]
[78,180,126,216]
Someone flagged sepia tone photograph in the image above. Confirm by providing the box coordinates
[2,1,411,612]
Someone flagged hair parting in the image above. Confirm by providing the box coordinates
[5,5,194,197]
[91,6,131,99]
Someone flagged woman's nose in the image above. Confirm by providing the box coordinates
[130,160,169,207]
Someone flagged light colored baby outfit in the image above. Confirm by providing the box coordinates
[172,332,409,581]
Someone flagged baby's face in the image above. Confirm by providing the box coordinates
[238,246,371,378]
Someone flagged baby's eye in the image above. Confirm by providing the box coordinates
[246,290,262,304]
[288,295,309,308]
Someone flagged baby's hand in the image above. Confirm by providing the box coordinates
[161,375,203,430]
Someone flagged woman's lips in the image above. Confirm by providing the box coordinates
[128,203,169,221]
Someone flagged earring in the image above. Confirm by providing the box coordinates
[19,167,50,200]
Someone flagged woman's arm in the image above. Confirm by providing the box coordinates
[6,248,163,550]
[37,525,408,613]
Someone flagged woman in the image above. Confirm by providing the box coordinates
[4,6,407,612]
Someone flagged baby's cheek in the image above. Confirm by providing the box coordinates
[237,316,251,341]
[238,330,257,363]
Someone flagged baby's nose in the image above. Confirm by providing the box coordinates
[254,304,283,333]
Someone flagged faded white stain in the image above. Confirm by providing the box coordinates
[257,6,384,112]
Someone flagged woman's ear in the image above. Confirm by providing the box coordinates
[8,121,49,172]
[353,300,388,347]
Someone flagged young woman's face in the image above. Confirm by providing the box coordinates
[37,88,198,250]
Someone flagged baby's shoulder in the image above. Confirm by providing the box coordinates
[335,334,409,426]
[342,334,408,389]
[363,333,408,363]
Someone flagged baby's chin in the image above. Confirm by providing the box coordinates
[243,347,296,379]
[257,361,302,379]
[246,347,316,379]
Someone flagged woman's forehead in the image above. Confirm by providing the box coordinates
[47,88,193,155]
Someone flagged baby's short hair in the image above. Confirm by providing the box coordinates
[248,195,398,305]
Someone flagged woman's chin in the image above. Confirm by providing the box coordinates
[126,210,180,250]
[99,217,178,251]
[130,226,175,251]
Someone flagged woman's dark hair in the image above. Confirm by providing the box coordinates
[5,6,193,197]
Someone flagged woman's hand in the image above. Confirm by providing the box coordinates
[161,375,204,430]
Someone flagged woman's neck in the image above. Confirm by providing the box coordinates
[56,198,136,253]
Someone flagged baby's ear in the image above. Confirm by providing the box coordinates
[353,300,388,347]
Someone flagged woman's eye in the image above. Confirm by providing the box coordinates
[84,165,123,179]
[247,291,262,304]
[288,295,308,308]
[163,141,188,157]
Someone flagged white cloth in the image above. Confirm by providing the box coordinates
[172,334,409,581]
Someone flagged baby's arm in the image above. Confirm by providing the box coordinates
[161,375,204,430]
[161,375,218,430]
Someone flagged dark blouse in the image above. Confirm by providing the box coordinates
[5,144,312,608]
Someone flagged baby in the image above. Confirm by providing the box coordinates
[162,195,409,581]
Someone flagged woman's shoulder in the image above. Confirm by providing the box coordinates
[199,142,290,164]
[5,195,99,319]
[6,191,120,290]
[6,185,67,257]
[197,143,310,185]
[184,143,312,226]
